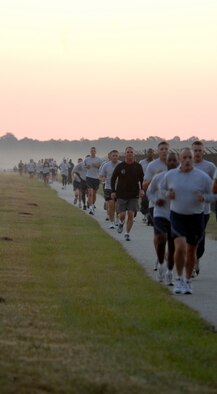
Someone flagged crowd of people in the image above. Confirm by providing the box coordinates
[16,141,217,295]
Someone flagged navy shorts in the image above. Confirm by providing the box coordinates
[104,189,113,201]
[170,211,204,246]
[86,177,100,191]
[153,217,172,238]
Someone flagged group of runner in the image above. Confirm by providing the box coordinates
[18,141,217,295]
[80,142,217,295]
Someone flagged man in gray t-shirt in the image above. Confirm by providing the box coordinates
[161,147,212,295]
[99,150,121,228]
[192,140,216,274]
[83,147,102,215]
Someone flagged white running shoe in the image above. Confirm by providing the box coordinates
[165,270,174,286]
[153,260,158,271]
[109,222,115,229]
[158,264,165,282]
[173,278,185,294]
[183,280,193,295]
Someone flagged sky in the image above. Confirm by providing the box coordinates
[0,0,217,141]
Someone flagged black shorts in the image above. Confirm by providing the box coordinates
[73,180,81,190]
[170,211,204,246]
[104,189,114,201]
[86,177,100,191]
[153,217,172,238]
[80,179,87,191]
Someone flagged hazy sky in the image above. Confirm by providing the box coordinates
[0,0,216,141]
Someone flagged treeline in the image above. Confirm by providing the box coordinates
[0,133,217,169]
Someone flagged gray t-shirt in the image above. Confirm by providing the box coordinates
[194,160,216,179]
[194,160,216,214]
[73,163,87,181]
[99,160,122,189]
[139,159,151,175]
[161,167,212,215]
[147,171,170,220]
[144,158,167,208]
[83,156,102,179]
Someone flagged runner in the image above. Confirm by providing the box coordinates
[42,159,50,186]
[139,148,154,225]
[192,140,216,275]
[147,152,179,284]
[143,141,169,269]
[111,146,144,241]
[18,160,24,176]
[73,158,88,210]
[27,159,36,178]
[83,147,102,215]
[99,150,121,229]
[161,147,212,295]
[59,158,68,189]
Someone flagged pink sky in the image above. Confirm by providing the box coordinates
[0,1,217,141]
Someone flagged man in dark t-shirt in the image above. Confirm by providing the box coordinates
[111,146,144,241]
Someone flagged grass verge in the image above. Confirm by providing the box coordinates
[0,173,217,394]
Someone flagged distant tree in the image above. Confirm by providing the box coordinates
[0,132,17,141]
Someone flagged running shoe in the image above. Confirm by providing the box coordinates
[165,270,174,286]
[83,205,87,210]
[158,264,165,282]
[153,260,158,271]
[173,278,185,294]
[117,221,124,234]
[183,280,193,295]
[124,233,131,241]
[109,223,115,229]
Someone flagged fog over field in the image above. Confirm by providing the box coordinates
[0,133,217,170]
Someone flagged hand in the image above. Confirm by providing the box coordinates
[156,199,165,207]
[111,192,116,200]
[196,192,204,202]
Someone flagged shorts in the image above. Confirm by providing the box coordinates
[116,198,139,214]
[73,180,81,190]
[170,211,204,246]
[80,179,87,191]
[86,177,100,191]
[153,217,172,238]
[104,189,115,201]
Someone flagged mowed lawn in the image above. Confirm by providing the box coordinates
[0,173,217,394]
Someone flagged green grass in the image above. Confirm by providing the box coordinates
[0,173,217,394]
